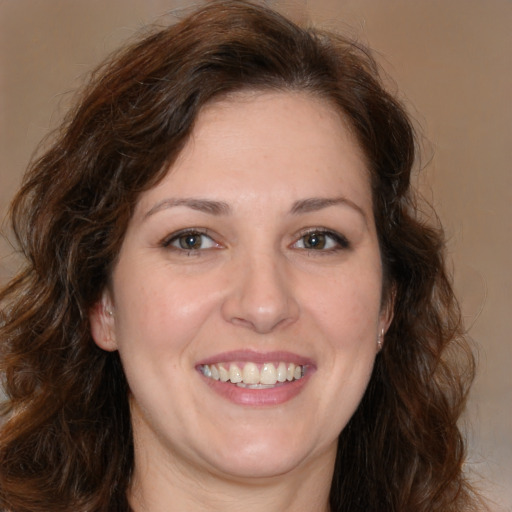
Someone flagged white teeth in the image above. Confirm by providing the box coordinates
[242,362,260,385]
[229,364,242,383]
[201,361,305,386]
[277,362,287,383]
[260,363,278,385]
[218,364,229,382]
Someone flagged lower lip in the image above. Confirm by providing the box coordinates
[200,373,312,406]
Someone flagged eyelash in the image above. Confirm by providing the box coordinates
[160,227,350,255]
[161,229,220,254]
[292,228,350,252]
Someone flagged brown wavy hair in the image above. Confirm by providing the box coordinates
[0,1,480,510]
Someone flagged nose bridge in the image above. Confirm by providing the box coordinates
[222,244,299,333]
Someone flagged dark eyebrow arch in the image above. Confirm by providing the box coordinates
[144,198,231,218]
[290,197,368,225]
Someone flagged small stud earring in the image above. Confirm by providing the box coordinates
[107,309,114,317]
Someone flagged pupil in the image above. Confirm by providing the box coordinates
[306,233,325,249]
[180,234,201,249]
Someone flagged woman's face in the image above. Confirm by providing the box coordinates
[91,91,391,482]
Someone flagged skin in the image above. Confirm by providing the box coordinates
[90,91,392,512]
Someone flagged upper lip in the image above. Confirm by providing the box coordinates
[197,349,315,367]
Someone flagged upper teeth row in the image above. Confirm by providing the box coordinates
[200,362,304,385]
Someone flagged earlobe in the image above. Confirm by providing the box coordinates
[89,292,117,352]
[378,285,396,350]
[380,300,394,333]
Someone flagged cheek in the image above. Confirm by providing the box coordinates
[305,268,383,347]
[111,269,222,356]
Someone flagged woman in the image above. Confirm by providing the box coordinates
[0,1,482,510]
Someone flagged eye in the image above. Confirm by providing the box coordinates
[162,230,220,252]
[292,229,349,251]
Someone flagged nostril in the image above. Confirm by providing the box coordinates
[225,303,299,334]
[230,316,255,329]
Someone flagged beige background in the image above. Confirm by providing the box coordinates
[1,1,510,509]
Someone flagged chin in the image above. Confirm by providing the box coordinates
[212,450,306,480]
[200,429,332,480]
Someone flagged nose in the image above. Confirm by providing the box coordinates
[221,252,300,334]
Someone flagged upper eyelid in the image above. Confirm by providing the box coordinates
[161,228,216,247]
[294,226,348,240]
[292,227,350,248]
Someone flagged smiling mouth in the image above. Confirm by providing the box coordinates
[199,362,306,388]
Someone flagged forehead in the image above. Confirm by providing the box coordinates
[189,90,365,164]
[135,91,371,216]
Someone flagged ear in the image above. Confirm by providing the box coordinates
[378,284,396,348]
[89,290,118,352]
[379,297,394,333]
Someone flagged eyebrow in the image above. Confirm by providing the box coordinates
[143,195,368,224]
[290,197,368,225]
[144,198,231,218]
